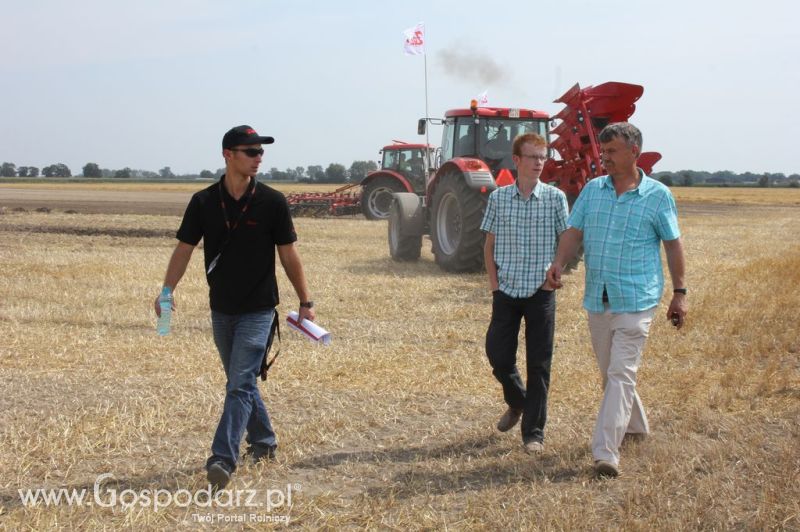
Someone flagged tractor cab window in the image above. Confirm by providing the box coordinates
[479,118,548,174]
[441,118,456,161]
[454,122,477,157]
[382,148,426,189]
[382,150,398,170]
[442,116,548,174]
[397,148,426,189]
[397,152,407,170]
[400,149,424,174]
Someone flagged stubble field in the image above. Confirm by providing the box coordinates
[0,183,798,530]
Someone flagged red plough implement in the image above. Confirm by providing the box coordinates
[542,81,661,198]
[286,183,362,217]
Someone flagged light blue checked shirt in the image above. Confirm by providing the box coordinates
[568,171,681,313]
[481,181,569,298]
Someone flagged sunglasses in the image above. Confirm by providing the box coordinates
[230,148,265,157]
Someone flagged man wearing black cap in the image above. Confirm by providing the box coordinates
[154,125,316,489]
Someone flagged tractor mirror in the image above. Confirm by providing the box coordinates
[417,119,426,135]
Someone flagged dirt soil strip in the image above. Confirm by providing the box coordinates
[0,224,175,238]
[0,188,194,216]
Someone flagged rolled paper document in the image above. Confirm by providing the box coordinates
[286,311,332,345]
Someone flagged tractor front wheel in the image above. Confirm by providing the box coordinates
[388,193,423,261]
[430,172,487,272]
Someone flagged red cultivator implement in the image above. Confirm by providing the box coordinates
[286,183,362,217]
[286,142,432,219]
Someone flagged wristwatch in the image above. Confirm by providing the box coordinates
[300,301,314,308]
[673,288,687,295]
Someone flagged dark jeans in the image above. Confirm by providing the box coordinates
[486,289,555,443]
[207,309,277,473]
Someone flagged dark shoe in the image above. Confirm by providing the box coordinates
[496,407,523,432]
[523,441,544,454]
[594,460,619,478]
[207,461,232,489]
[244,444,276,464]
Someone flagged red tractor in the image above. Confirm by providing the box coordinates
[360,142,434,220]
[388,81,661,272]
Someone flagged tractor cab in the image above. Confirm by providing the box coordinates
[360,142,435,220]
[389,104,551,271]
[379,144,432,193]
[437,105,550,179]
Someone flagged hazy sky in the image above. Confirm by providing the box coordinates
[2,0,798,175]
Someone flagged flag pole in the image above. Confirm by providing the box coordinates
[423,50,430,168]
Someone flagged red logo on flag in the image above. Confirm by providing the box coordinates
[403,23,425,56]
[407,30,423,47]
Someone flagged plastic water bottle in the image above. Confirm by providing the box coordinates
[157,286,172,336]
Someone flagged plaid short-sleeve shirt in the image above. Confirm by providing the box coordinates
[480,181,569,298]
[567,171,681,313]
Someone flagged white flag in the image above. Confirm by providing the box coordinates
[403,23,425,56]
[477,90,489,106]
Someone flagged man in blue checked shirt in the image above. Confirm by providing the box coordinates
[480,133,569,455]
[547,122,688,479]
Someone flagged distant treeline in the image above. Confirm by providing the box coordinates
[652,170,800,187]
[2,161,798,187]
[0,160,378,183]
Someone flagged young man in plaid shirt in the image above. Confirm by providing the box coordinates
[480,133,569,454]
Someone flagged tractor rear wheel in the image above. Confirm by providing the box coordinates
[388,193,423,261]
[430,172,487,272]
[362,177,404,220]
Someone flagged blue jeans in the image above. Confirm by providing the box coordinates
[207,309,277,472]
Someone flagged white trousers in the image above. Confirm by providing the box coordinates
[587,305,655,465]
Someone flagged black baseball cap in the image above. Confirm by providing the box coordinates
[222,125,275,149]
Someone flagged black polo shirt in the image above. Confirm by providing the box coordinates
[176,176,297,314]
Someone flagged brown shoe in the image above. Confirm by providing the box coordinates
[524,441,544,454]
[594,460,619,478]
[496,407,522,432]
